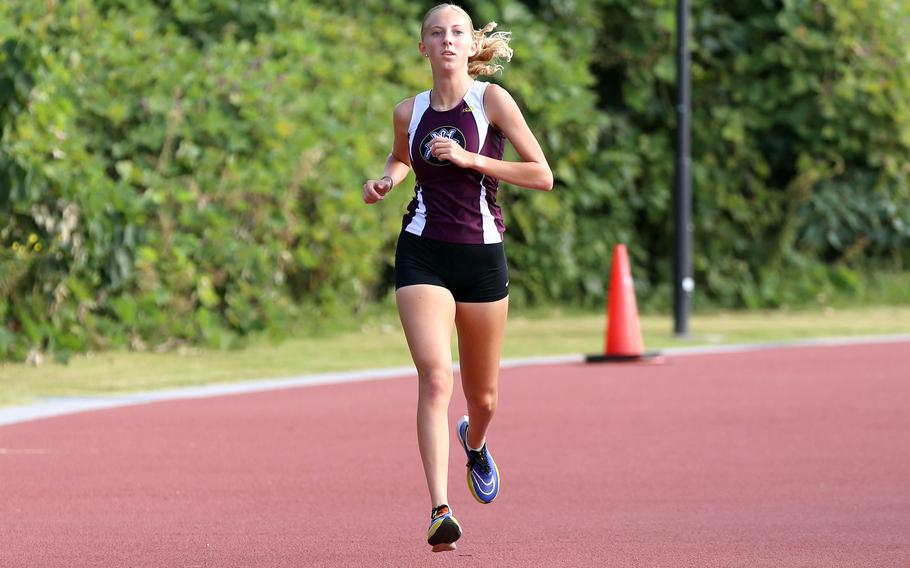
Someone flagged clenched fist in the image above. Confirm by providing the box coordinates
[363,176,393,204]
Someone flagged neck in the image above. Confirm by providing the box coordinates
[429,73,474,111]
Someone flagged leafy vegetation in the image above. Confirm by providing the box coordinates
[1,0,908,362]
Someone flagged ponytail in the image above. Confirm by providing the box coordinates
[469,22,513,78]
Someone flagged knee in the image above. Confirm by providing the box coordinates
[419,369,453,404]
[466,388,498,415]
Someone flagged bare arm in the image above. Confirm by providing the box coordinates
[363,98,414,204]
[426,83,553,191]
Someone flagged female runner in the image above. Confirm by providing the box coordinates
[362,3,552,552]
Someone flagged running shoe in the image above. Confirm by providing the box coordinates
[426,504,461,552]
[456,415,500,504]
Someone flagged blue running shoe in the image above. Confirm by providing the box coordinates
[427,504,461,552]
[456,415,500,504]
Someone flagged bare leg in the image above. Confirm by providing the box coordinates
[455,296,509,449]
[396,284,457,508]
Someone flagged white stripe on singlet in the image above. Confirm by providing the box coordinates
[465,82,501,244]
[478,180,501,244]
[405,186,427,236]
[407,91,430,164]
[405,91,431,236]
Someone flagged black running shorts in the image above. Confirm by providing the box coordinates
[394,231,509,303]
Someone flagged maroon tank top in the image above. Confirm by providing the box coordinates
[403,81,506,244]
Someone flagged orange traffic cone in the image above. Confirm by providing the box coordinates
[586,244,661,363]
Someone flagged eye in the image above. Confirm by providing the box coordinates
[454,30,464,35]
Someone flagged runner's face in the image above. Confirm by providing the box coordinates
[420,8,476,70]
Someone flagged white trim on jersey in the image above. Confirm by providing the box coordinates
[467,82,501,243]
[464,81,489,153]
[404,186,427,236]
[407,91,431,163]
[478,177,502,244]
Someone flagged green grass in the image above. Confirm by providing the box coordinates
[1,305,908,408]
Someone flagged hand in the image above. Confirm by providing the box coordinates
[362,176,392,204]
[428,135,476,169]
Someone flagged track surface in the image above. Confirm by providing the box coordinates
[1,342,909,567]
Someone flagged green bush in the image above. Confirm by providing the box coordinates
[491,0,910,309]
[1,0,908,362]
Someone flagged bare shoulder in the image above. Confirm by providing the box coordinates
[484,83,519,108]
[393,97,416,128]
[482,83,522,129]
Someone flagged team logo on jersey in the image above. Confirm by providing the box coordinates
[420,126,466,166]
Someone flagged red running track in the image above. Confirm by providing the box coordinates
[1,341,909,567]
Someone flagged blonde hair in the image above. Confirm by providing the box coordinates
[421,4,513,78]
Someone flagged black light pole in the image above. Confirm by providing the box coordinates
[673,0,693,336]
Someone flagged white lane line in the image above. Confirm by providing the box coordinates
[1,334,907,428]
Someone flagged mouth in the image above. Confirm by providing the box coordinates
[442,51,456,56]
